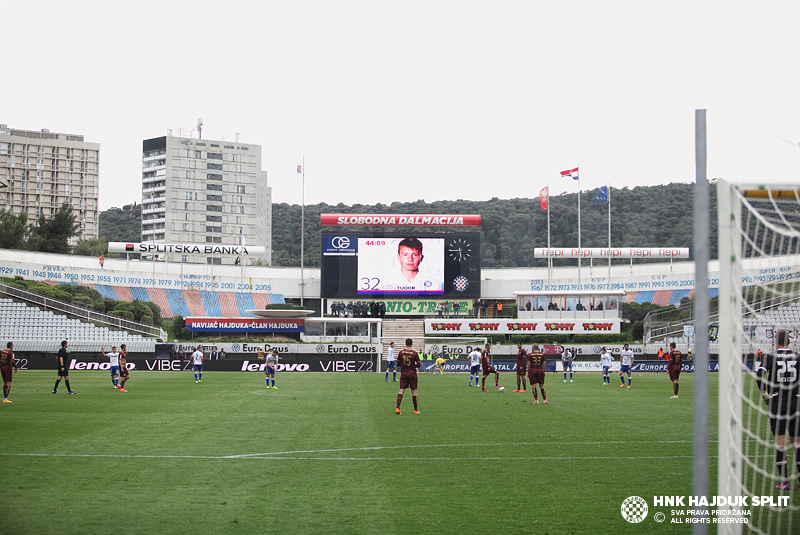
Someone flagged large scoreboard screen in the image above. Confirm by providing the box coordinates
[321,232,481,299]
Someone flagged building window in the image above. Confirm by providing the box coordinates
[236,185,246,194]
[206,236,222,243]
[195,150,202,158]
[182,223,189,231]
[235,216,241,224]
[206,184,222,191]
[206,226,222,233]
[182,255,188,263]
[207,173,222,181]
[207,153,222,160]
[186,192,193,200]
[234,195,243,204]
[207,257,222,265]
[185,202,190,210]
[206,215,222,222]
[207,163,222,171]
[206,205,222,212]
[206,194,222,202]
[210,144,219,148]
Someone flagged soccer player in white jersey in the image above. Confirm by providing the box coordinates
[619,344,634,388]
[192,346,204,383]
[101,346,120,389]
[266,349,279,389]
[562,347,575,382]
[599,347,613,385]
[467,348,481,387]
[385,342,397,382]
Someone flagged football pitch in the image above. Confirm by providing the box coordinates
[2,369,715,534]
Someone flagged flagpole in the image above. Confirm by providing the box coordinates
[547,183,551,289]
[608,183,612,288]
[577,171,581,288]
[300,155,305,307]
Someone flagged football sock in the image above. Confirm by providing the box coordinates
[563,372,567,380]
[412,396,418,411]
[396,393,403,409]
[3,385,9,398]
[271,379,275,387]
[674,383,679,395]
[266,377,270,387]
[65,380,72,392]
[570,372,573,380]
[628,376,631,386]
[392,371,396,380]
[777,449,788,479]
[522,379,526,390]
[199,372,202,381]
[194,372,198,381]
[54,379,60,391]
[542,389,546,401]
[385,371,389,381]
[621,375,625,384]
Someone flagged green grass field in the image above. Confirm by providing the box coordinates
[0,369,720,534]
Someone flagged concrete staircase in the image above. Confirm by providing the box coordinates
[381,318,425,354]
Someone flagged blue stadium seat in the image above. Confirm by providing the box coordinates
[669,290,691,306]
[164,289,186,316]
[635,291,656,304]
[200,291,222,317]
[94,285,118,300]
[236,293,256,317]
[130,287,150,302]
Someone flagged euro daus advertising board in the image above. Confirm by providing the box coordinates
[321,232,481,299]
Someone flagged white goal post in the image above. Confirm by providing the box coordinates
[718,180,800,535]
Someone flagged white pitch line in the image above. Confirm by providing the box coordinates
[0,439,710,461]
[0,453,711,461]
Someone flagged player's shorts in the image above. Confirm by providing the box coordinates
[528,369,545,385]
[265,365,276,375]
[193,364,202,372]
[120,366,130,378]
[516,366,527,376]
[110,365,120,376]
[58,366,69,377]
[470,365,480,375]
[769,399,800,436]
[399,373,418,390]
[386,361,396,370]
[1,367,12,383]
[620,364,631,374]
[602,366,610,374]
[563,360,573,370]
[482,365,497,376]
[668,365,681,382]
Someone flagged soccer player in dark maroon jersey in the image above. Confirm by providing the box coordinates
[667,342,682,398]
[118,344,130,392]
[1,341,18,403]
[757,329,800,490]
[480,343,501,392]
[395,338,421,415]
[527,344,547,404]
[513,342,527,392]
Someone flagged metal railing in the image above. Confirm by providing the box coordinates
[0,283,167,341]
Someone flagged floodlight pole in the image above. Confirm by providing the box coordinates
[300,155,305,307]
[693,109,709,534]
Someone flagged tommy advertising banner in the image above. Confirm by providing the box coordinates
[184,317,304,333]
[425,319,621,335]
[320,214,481,227]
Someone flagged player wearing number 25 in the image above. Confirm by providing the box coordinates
[395,338,421,415]
[757,329,800,490]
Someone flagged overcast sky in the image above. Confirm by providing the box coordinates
[4,1,799,211]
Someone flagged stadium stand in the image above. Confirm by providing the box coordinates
[236,293,256,317]
[218,292,239,316]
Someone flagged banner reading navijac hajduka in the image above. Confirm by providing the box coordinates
[320,214,481,227]
[108,242,266,256]
[425,318,621,334]
[185,317,304,333]
[533,248,689,259]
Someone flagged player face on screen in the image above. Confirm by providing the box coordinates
[397,238,424,282]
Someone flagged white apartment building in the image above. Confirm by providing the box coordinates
[0,124,99,245]
[141,135,272,265]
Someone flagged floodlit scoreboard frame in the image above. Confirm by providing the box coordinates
[320,213,482,299]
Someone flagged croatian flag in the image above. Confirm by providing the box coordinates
[539,186,549,210]
[560,167,579,180]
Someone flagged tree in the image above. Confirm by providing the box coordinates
[0,210,29,250]
[28,202,79,254]
[73,237,108,257]
[99,203,141,242]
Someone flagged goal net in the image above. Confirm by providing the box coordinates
[378,337,487,373]
[718,181,800,534]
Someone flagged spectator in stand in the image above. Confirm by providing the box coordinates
[481,300,488,318]
[210,348,218,360]
[575,301,584,311]
[443,301,450,318]
[379,301,386,318]
[596,301,604,311]
[472,299,479,317]
[496,301,503,317]
[525,301,532,311]
[453,301,460,317]
[436,302,443,318]
[219,348,226,359]
[657,348,665,360]
[177,347,186,361]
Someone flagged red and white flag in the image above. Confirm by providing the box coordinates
[296,164,302,175]
[560,167,579,180]
[539,186,549,210]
